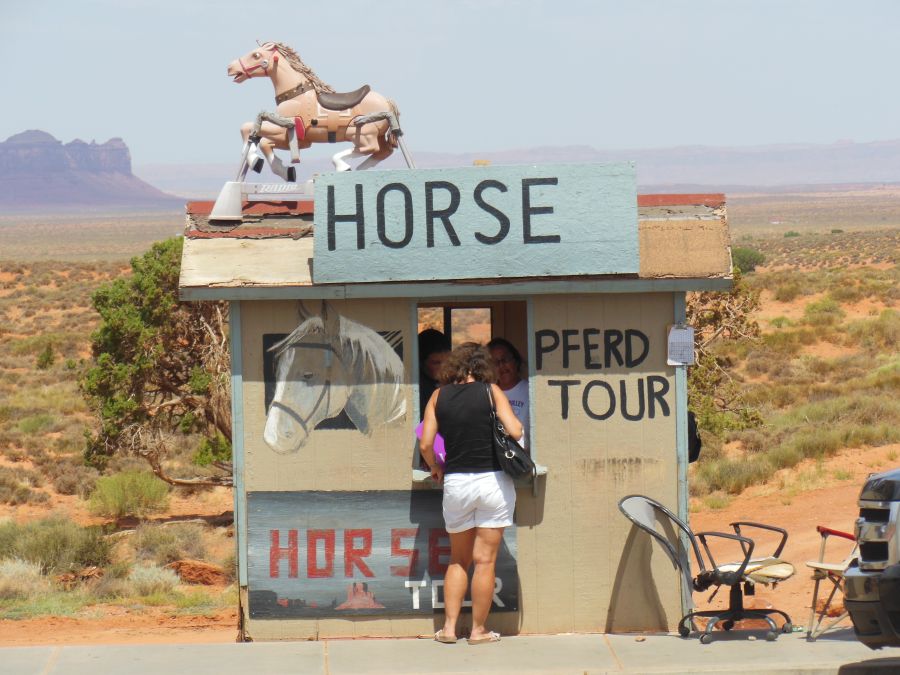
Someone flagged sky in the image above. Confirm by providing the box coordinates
[2,0,899,165]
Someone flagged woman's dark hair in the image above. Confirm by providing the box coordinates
[487,337,524,371]
[418,328,451,362]
[439,342,496,385]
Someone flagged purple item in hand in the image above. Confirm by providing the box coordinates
[415,422,446,466]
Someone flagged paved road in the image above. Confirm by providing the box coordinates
[3,630,899,674]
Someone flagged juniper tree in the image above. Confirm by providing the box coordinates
[80,237,233,486]
[686,269,763,435]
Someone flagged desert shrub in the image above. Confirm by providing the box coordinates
[694,456,772,495]
[767,444,804,471]
[829,285,863,303]
[36,343,54,370]
[88,471,169,518]
[29,451,99,498]
[831,229,844,234]
[761,331,802,356]
[88,561,133,599]
[745,383,800,409]
[221,552,237,583]
[0,405,15,424]
[52,464,100,498]
[18,414,54,435]
[783,394,899,429]
[129,564,179,596]
[865,361,900,393]
[784,231,801,238]
[768,316,793,329]
[132,523,208,565]
[0,517,111,573]
[774,283,802,302]
[804,357,834,376]
[0,559,49,600]
[732,247,766,273]
[732,429,768,454]
[0,466,48,505]
[803,297,845,326]
[847,310,899,352]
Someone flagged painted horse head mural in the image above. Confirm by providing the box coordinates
[227,41,401,178]
[264,302,406,454]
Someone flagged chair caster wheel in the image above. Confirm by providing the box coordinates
[678,625,690,638]
[782,622,793,634]
[700,634,713,645]
[765,631,778,641]
[722,620,735,632]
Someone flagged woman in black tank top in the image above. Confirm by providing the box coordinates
[419,343,523,645]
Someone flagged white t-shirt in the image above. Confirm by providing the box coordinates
[503,379,530,449]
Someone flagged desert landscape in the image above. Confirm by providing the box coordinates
[0,187,897,644]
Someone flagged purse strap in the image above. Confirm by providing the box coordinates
[484,382,497,415]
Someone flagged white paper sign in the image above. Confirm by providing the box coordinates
[667,325,695,366]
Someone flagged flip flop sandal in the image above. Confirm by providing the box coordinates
[467,631,501,645]
[434,630,458,644]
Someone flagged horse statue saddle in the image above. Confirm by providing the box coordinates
[318,85,371,111]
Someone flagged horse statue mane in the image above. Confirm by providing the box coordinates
[265,41,335,94]
[265,303,405,453]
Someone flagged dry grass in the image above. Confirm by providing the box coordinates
[691,227,899,498]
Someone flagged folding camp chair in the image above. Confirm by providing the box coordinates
[618,495,795,644]
[806,525,857,640]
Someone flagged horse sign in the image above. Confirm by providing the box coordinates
[227,41,408,180]
[264,302,406,454]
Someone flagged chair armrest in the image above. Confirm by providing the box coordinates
[813,525,857,567]
[816,525,855,541]
[730,521,788,558]
[695,530,755,581]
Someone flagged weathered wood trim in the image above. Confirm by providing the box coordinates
[673,292,691,617]
[181,277,733,301]
[230,301,249,587]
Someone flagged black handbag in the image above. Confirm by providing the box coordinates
[484,383,536,480]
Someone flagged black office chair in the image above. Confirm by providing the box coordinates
[618,494,795,644]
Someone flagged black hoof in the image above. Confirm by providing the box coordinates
[251,157,264,173]
[287,167,296,182]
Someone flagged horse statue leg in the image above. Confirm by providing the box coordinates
[240,113,298,182]
[332,148,370,172]
[238,123,266,180]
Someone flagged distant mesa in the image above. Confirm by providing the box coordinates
[0,130,183,211]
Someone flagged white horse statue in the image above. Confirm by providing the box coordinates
[228,41,405,179]
[264,302,406,454]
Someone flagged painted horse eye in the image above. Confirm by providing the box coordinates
[253,52,260,59]
[302,372,314,380]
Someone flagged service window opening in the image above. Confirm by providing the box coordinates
[414,301,531,472]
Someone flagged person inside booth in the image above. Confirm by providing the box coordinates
[487,337,529,449]
[418,329,451,419]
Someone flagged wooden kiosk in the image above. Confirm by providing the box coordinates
[179,163,732,640]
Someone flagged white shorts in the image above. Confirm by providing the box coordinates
[442,471,516,533]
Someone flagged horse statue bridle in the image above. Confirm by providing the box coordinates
[269,341,342,438]
[238,44,279,78]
